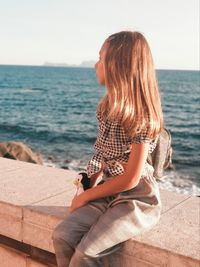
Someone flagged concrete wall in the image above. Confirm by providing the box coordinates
[0,157,199,267]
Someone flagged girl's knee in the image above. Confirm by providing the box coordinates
[52,218,84,249]
[52,216,74,241]
[52,228,60,242]
[52,222,66,241]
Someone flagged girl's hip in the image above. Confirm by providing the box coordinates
[106,175,161,208]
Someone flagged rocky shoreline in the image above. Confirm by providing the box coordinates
[0,141,43,165]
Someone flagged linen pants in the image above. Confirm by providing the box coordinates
[52,175,162,267]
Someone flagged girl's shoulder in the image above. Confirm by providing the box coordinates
[128,127,159,145]
[96,110,116,126]
[96,110,103,122]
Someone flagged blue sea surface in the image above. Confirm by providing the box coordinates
[0,65,199,195]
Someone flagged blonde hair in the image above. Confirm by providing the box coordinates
[98,31,164,139]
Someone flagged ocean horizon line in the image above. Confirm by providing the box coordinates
[0,63,199,72]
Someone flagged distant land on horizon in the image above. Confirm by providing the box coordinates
[43,60,95,68]
[0,64,198,71]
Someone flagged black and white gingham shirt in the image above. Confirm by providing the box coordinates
[87,111,158,178]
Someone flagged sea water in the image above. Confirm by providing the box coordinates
[0,65,199,195]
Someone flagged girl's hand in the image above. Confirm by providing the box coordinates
[69,192,89,213]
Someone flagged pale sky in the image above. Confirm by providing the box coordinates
[0,0,199,70]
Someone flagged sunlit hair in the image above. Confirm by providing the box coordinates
[97,31,164,139]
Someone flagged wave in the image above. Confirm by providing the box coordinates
[158,170,200,196]
[17,88,46,93]
[0,123,96,144]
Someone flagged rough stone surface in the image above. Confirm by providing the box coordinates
[0,142,43,164]
[0,158,76,205]
[108,252,161,267]
[0,157,199,267]
[0,244,28,267]
[0,202,23,241]
[0,244,56,267]
[27,258,56,267]
[23,221,55,253]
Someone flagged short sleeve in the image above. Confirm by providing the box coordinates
[130,128,151,144]
[96,110,103,122]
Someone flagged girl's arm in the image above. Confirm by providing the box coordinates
[86,142,149,200]
[70,143,149,212]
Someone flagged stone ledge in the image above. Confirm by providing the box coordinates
[0,157,199,267]
[0,235,57,266]
[0,243,56,267]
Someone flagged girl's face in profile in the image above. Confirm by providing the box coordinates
[95,41,108,85]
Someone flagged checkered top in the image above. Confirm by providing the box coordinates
[87,111,158,178]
